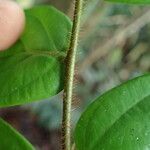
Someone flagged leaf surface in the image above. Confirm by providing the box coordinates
[106,0,150,4]
[75,74,150,150]
[0,118,34,150]
[0,6,71,107]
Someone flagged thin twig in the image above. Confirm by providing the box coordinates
[71,143,76,150]
[62,0,83,150]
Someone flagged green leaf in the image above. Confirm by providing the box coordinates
[0,6,71,107]
[75,74,150,150]
[106,0,150,4]
[0,118,34,150]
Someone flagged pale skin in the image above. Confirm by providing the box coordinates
[0,0,25,51]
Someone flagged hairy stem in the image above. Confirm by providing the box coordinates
[62,0,83,150]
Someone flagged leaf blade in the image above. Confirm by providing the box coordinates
[0,6,71,107]
[0,118,34,150]
[75,74,150,150]
[106,0,150,4]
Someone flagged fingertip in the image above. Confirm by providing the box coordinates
[0,0,25,51]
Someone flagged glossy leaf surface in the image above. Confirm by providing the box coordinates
[106,0,150,4]
[75,74,150,150]
[0,118,34,150]
[0,6,71,107]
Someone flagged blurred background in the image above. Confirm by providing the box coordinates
[0,0,150,149]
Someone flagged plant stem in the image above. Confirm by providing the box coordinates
[62,0,83,150]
